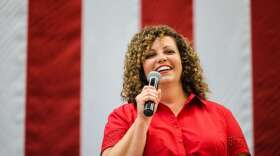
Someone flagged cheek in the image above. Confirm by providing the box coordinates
[143,60,152,75]
[177,59,183,75]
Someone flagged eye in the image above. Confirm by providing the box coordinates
[165,49,175,54]
[145,52,156,59]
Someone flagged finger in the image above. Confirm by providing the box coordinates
[144,89,160,98]
[142,91,158,98]
[143,94,157,103]
[142,85,157,91]
[142,85,155,90]
[142,85,149,90]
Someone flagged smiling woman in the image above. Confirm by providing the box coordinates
[100,25,251,156]
[142,36,182,86]
[121,26,208,105]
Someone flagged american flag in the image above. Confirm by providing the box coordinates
[0,0,279,155]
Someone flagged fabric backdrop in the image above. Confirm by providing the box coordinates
[1,0,279,156]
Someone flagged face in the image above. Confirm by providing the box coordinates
[142,36,182,85]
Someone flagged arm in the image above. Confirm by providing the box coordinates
[102,86,161,156]
[102,117,150,156]
[224,108,251,156]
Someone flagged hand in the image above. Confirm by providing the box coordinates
[135,86,161,121]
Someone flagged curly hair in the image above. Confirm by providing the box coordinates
[121,25,209,103]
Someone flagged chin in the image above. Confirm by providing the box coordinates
[159,76,176,84]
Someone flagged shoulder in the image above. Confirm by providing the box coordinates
[102,103,137,153]
[111,103,136,115]
[200,99,250,155]
[107,103,137,124]
[200,98,233,118]
[201,99,243,129]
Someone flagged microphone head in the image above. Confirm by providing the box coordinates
[147,71,161,81]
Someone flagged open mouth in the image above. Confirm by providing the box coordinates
[156,65,172,73]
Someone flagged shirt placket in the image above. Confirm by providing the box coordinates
[173,117,187,156]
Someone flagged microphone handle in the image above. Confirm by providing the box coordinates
[144,101,155,117]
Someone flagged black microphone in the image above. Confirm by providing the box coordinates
[144,71,161,117]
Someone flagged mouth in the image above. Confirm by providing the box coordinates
[155,65,173,73]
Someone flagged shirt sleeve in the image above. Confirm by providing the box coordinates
[224,108,251,156]
[101,104,136,153]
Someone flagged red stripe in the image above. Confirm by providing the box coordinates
[251,0,280,155]
[141,0,193,41]
[26,0,81,155]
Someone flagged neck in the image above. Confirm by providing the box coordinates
[159,82,186,111]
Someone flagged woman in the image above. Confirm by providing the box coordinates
[101,25,250,156]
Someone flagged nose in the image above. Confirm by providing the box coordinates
[158,55,167,63]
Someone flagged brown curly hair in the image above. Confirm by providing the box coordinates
[121,25,209,103]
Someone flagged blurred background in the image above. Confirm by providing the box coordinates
[0,0,279,156]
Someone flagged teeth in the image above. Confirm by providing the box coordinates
[157,66,171,72]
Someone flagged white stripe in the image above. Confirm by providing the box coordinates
[81,0,140,155]
[0,0,27,156]
[194,0,253,153]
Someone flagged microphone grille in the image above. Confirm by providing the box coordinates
[147,71,161,80]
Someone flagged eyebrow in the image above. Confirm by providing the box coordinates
[162,46,174,50]
[149,45,175,52]
[146,49,156,53]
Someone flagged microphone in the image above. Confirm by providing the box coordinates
[144,71,161,117]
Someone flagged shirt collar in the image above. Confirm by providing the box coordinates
[158,92,206,111]
[184,93,207,106]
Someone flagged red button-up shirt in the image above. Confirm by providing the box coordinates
[101,94,250,156]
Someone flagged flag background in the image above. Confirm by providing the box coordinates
[1,0,279,156]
